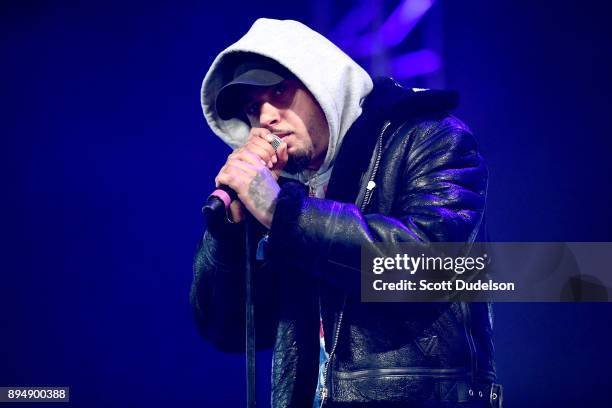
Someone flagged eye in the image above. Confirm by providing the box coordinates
[273,84,287,96]
[244,102,259,116]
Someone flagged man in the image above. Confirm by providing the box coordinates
[191,18,501,408]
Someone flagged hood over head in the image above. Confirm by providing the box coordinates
[201,18,373,181]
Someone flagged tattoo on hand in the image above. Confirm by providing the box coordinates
[248,171,278,216]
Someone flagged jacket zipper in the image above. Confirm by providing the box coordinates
[360,122,387,210]
[319,296,346,404]
[320,120,391,406]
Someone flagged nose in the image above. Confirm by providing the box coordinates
[258,101,281,128]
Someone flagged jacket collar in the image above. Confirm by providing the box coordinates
[326,76,459,204]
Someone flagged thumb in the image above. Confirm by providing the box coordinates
[272,142,288,178]
[277,142,288,165]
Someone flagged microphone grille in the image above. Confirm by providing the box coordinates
[270,135,282,151]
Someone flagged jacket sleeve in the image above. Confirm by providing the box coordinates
[266,116,488,293]
[190,219,278,352]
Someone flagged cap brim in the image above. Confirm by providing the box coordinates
[215,69,285,120]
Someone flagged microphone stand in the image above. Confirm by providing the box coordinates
[202,198,257,407]
[204,135,282,407]
[245,213,256,408]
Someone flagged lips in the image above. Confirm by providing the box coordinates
[274,132,292,139]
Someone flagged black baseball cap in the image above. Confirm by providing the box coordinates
[215,56,294,120]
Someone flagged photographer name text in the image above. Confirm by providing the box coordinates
[372,279,515,292]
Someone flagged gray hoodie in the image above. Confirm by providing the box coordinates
[201,18,373,196]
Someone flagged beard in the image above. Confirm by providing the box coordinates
[283,150,311,174]
[279,126,324,174]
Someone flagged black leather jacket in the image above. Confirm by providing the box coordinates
[191,78,500,408]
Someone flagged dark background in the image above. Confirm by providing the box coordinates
[2,1,611,406]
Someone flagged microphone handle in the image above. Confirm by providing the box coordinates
[202,134,282,220]
[202,185,237,220]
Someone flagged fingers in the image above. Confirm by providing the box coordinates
[246,129,277,162]
[271,141,289,178]
[227,200,245,223]
[215,163,250,194]
[216,148,270,193]
[225,128,287,184]
[250,138,276,162]
[248,128,294,168]
[234,140,275,168]
[247,127,268,138]
[247,127,272,141]
[276,141,289,166]
[217,157,258,184]
[229,148,267,169]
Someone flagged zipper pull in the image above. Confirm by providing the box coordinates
[256,232,269,261]
[320,387,328,403]
[366,180,376,191]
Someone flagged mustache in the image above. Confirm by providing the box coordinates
[264,127,293,135]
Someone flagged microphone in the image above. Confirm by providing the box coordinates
[202,134,283,220]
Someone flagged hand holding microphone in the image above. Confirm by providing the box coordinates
[203,129,288,228]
